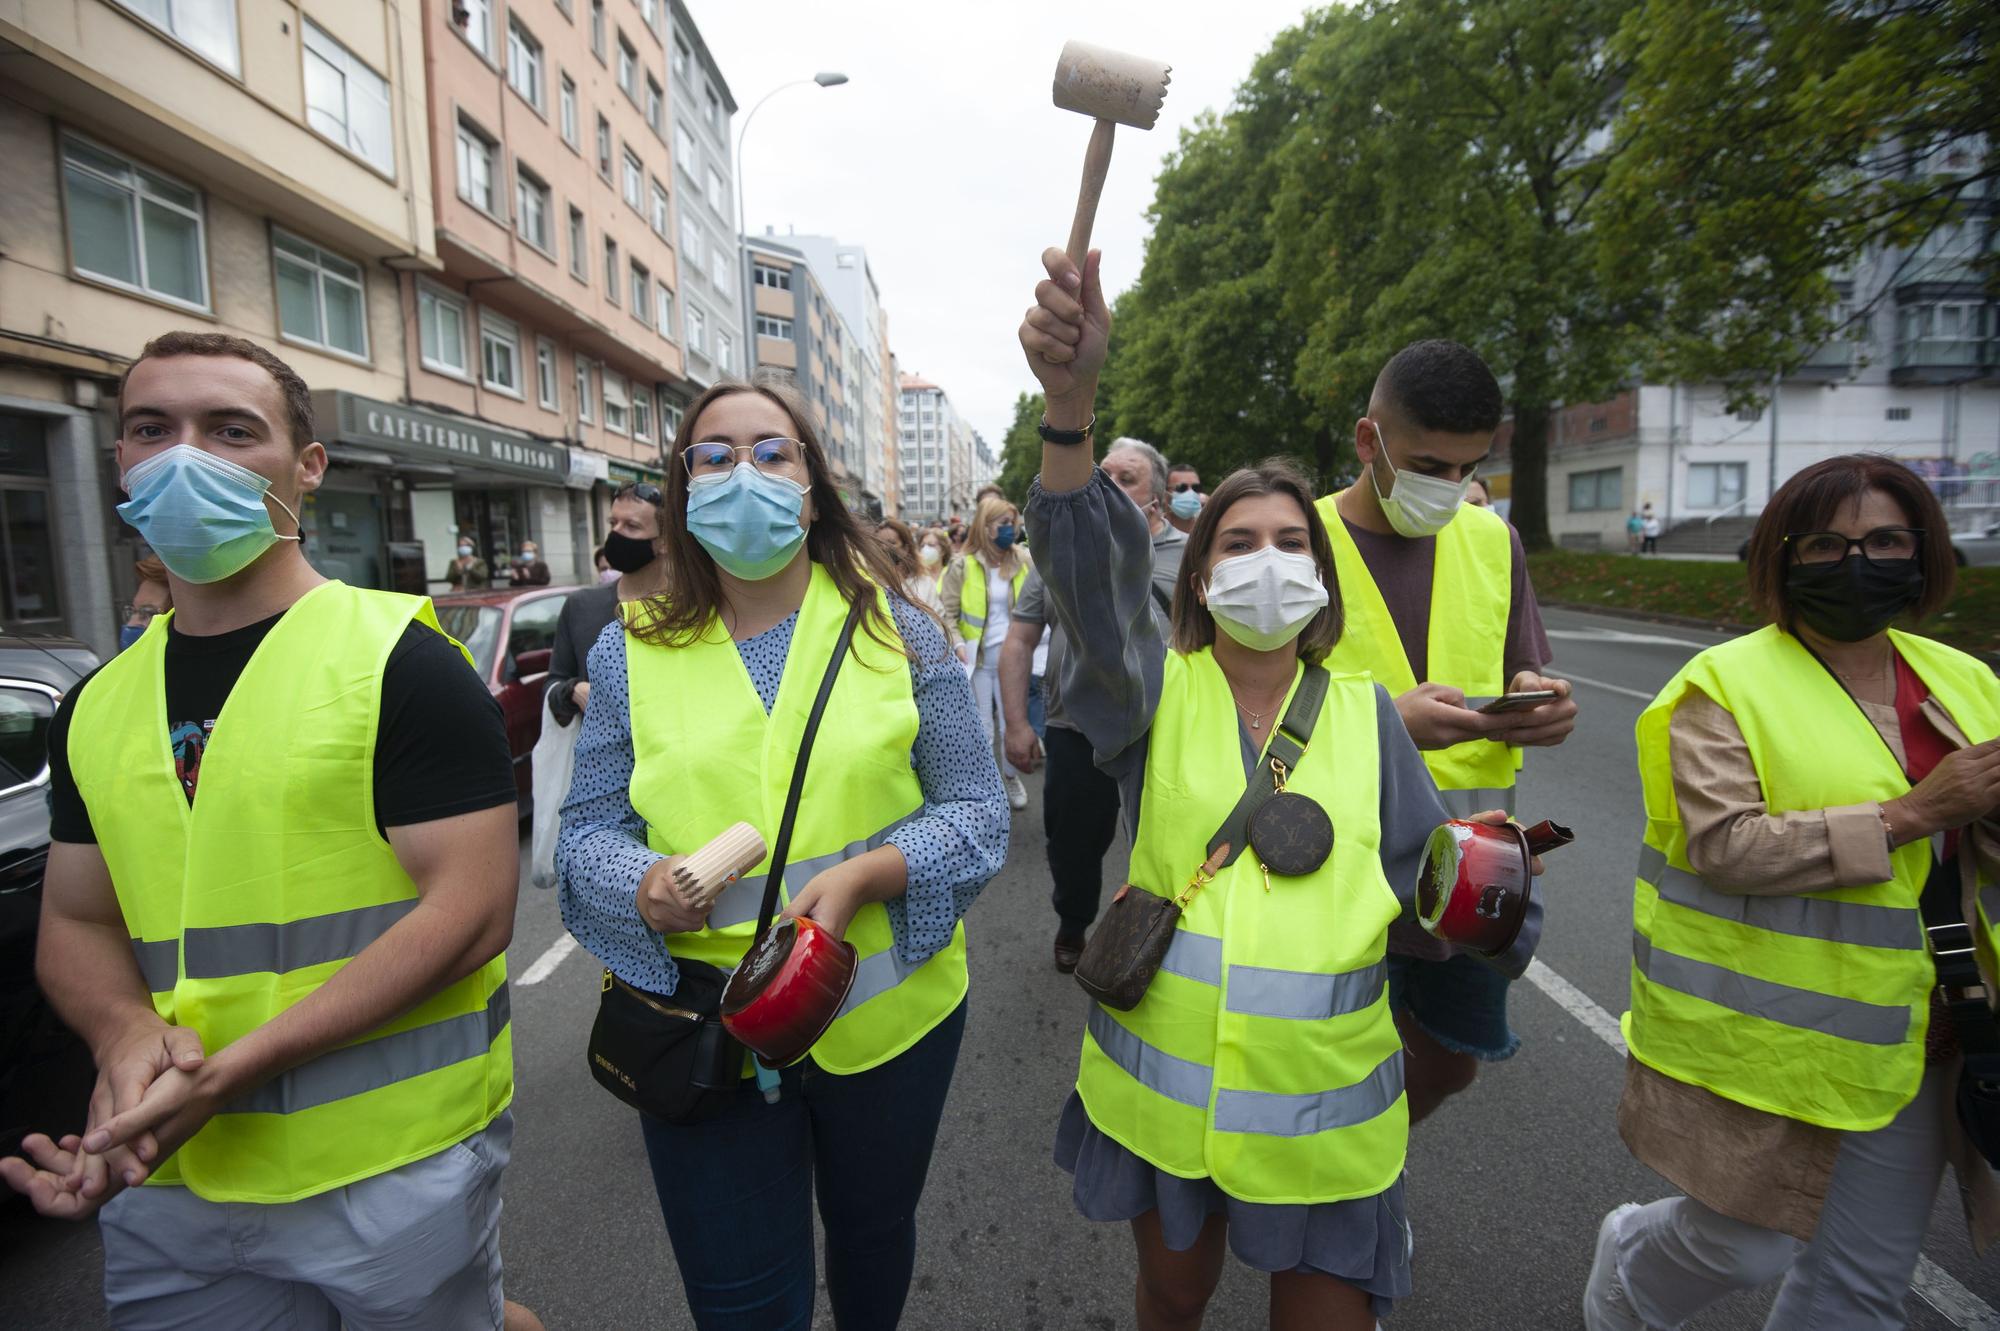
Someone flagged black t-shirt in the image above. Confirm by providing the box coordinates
[46,610,518,843]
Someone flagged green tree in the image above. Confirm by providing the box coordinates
[995,390,1045,506]
[1599,0,1997,392]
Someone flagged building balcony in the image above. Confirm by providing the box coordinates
[1889,336,1996,385]
[1792,338,1859,382]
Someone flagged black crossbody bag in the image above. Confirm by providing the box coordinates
[585,596,866,1124]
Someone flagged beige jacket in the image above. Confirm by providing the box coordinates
[1620,685,2000,1248]
[938,551,1028,664]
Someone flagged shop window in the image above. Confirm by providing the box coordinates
[113,0,239,73]
[480,312,522,396]
[1567,466,1622,513]
[536,337,559,411]
[417,282,469,377]
[303,20,393,176]
[273,229,367,359]
[61,135,208,311]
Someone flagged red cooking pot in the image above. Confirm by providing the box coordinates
[720,916,858,1066]
[1417,818,1574,956]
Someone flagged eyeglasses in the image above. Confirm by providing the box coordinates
[1785,527,1924,566]
[1172,482,1200,493]
[682,438,807,481]
[615,482,662,504]
[121,602,165,625]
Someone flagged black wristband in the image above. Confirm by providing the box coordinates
[1038,414,1095,446]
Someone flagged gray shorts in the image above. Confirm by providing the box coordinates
[98,1111,512,1331]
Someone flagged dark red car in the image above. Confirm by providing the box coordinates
[433,585,579,812]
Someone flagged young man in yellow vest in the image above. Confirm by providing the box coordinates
[1317,339,1579,1121]
[0,333,539,1330]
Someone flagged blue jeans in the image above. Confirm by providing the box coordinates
[639,1001,968,1331]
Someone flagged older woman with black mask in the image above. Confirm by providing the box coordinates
[547,482,666,725]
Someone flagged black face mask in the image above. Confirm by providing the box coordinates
[601,530,659,574]
[1785,554,1925,643]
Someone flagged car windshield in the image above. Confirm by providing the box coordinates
[434,605,503,678]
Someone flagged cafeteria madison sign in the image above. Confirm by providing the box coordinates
[314,390,570,482]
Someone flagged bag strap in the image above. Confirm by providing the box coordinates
[752,594,869,942]
[1203,664,1332,870]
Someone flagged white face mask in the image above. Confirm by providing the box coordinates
[1203,546,1329,652]
[1365,420,1471,538]
[918,545,942,567]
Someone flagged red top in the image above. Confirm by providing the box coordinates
[1893,651,1960,1062]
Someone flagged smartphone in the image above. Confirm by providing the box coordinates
[1477,690,1560,714]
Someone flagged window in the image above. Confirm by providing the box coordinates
[479,311,521,395]
[1567,466,1622,512]
[716,331,733,374]
[514,166,551,251]
[704,86,720,132]
[603,237,620,303]
[706,166,727,215]
[756,314,794,338]
[303,21,393,175]
[567,206,587,280]
[0,682,58,787]
[675,124,698,174]
[753,262,791,291]
[417,283,468,375]
[647,77,665,133]
[656,282,674,332]
[455,119,498,214]
[603,371,629,434]
[559,74,579,147]
[1734,404,1763,424]
[630,260,650,324]
[661,398,683,444]
[1687,462,1747,510]
[622,149,644,208]
[114,0,239,73]
[1886,406,1913,422]
[589,0,606,61]
[506,17,544,110]
[641,0,659,27]
[61,136,208,309]
[536,337,558,411]
[617,37,638,99]
[685,303,705,353]
[710,249,731,294]
[273,230,366,358]
[672,37,689,80]
[680,215,703,266]
[575,354,596,422]
[596,115,612,178]
[650,182,670,236]
[632,385,652,440]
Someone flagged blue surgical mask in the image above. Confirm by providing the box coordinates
[117,445,301,583]
[1170,489,1202,520]
[117,623,147,652]
[994,523,1017,550]
[685,463,809,581]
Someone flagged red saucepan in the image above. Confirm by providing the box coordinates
[721,916,857,1066]
[1417,818,1574,956]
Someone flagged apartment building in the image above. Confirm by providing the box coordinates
[898,372,974,522]
[0,0,441,653]
[664,1,737,401]
[747,235,874,511]
[784,235,895,515]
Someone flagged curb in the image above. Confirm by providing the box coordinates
[1539,599,1756,637]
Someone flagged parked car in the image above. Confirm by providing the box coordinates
[432,585,580,814]
[0,631,100,1162]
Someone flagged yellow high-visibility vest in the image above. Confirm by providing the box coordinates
[68,582,512,1203]
[957,553,1028,646]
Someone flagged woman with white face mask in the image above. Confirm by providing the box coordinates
[1019,246,1545,1329]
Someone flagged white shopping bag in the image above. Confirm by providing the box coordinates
[528,687,580,890]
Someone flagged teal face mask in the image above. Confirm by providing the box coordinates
[685,463,810,581]
[117,445,301,583]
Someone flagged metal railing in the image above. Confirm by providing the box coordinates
[1704,496,1752,527]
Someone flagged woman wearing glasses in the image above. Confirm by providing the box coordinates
[1018,247,1541,1329]
[546,481,667,727]
[555,376,1007,1331]
[1586,455,2000,1330]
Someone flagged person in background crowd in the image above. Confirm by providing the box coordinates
[118,556,171,652]
[1166,460,1204,534]
[1586,454,2000,1330]
[948,517,968,554]
[510,540,551,587]
[974,483,1007,512]
[1642,504,1662,555]
[0,331,537,1330]
[547,483,667,729]
[1465,477,1492,508]
[447,537,489,590]
[913,527,952,603]
[1626,510,1645,555]
[942,495,1032,811]
[1316,339,1577,1126]
[556,375,1006,1331]
[1018,248,1543,1327]
[877,517,947,621]
[594,545,620,585]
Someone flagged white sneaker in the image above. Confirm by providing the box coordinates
[1583,1203,1648,1331]
[1004,773,1028,811]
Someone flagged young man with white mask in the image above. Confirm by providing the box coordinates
[3,332,540,1330]
[1316,338,1578,1123]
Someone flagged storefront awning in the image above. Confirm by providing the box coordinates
[311,390,570,486]
[607,460,666,487]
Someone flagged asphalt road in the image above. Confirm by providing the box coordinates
[4,604,1997,1330]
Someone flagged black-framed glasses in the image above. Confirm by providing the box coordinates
[682,437,807,481]
[615,482,662,505]
[1172,481,1200,493]
[1785,527,1924,566]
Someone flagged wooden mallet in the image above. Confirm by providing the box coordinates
[672,822,768,915]
[1051,40,1173,271]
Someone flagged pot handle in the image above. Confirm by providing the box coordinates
[1520,820,1575,856]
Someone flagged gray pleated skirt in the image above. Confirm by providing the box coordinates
[1053,1092,1412,1317]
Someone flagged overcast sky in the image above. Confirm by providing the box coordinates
[684,0,1315,446]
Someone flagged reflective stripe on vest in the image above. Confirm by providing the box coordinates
[1316,494,1519,795]
[625,563,969,1074]
[1075,650,1407,1204]
[1436,786,1517,820]
[69,582,512,1203]
[958,554,1027,643]
[1622,625,2000,1130]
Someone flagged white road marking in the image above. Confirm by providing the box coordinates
[1521,957,1999,1328]
[1546,627,1713,649]
[518,934,578,986]
[1549,671,1657,702]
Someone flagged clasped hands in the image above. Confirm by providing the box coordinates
[1398,672,1579,752]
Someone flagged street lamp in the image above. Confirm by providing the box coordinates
[735,73,850,374]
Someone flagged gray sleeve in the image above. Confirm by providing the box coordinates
[1013,568,1048,627]
[1025,469,1164,776]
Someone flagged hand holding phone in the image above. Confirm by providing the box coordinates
[1477,690,1561,715]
